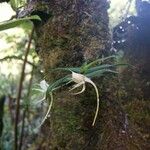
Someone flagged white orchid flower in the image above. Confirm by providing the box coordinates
[70,71,100,126]
[40,80,49,92]
[33,80,49,104]
[33,80,54,128]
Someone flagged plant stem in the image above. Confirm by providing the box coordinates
[18,66,34,150]
[14,28,34,150]
[0,55,36,67]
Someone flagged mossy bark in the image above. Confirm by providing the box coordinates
[119,19,150,149]
[24,0,149,149]
[34,1,111,148]
[121,33,150,100]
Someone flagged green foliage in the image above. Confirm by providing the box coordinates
[0,15,41,31]
[0,74,13,96]
[1,112,14,150]
[10,0,18,11]
[0,9,42,149]
[10,0,27,11]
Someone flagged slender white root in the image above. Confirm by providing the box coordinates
[38,93,53,128]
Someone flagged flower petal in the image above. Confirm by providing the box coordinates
[40,80,49,91]
[35,95,46,104]
[72,84,86,95]
[69,81,85,91]
[72,71,84,83]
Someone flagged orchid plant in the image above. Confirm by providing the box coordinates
[35,55,129,128]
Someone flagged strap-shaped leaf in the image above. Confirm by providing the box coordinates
[49,67,80,73]
[86,69,118,78]
[84,55,116,70]
[86,63,130,74]
[0,15,41,31]
[46,75,72,96]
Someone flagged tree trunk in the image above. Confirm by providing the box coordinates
[35,1,110,149]
[23,0,148,149]
[112,0,150,149]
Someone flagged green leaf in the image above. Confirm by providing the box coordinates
[46,75,72,96]
[86,63,130,74]
[49,67,80,73]
[0,15,41,31]
[86,69,118,78]
[10,0,18,11]
[82,55,117,72]
[10,0,26,11]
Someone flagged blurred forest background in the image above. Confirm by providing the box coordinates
[0,0,149,150]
